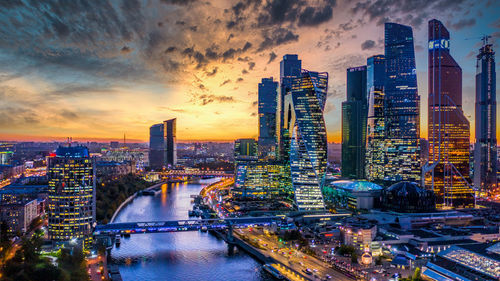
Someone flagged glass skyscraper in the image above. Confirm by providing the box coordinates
[383,23,421,183]
[426,19,473,209]
[365,55,387,182]
[342,66,367,179]
[474,41,497,193]
[149,118,177,169]
[284,70,328,210]
[277,54,302,161]
[48,145,95,244]
[258,77,278,159]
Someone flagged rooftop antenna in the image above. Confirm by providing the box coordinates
[123,133,126,148]
[482,35,492,46]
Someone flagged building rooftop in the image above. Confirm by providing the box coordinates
[330,180,383,192]
[55,145,89,158]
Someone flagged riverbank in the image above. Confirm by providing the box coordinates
[109,181,164,223]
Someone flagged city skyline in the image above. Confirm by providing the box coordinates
[0,1,499,142]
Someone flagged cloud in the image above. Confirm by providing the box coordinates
[268,52,277,64]
[220,79,231,86]
[198,94,236,105]
[361,39,375,50]
[258,27,299,51]
[206,67,218,77]
[450,18,476,30]
[121,46,133,54]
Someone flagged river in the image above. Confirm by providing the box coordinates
[110,178,274,281]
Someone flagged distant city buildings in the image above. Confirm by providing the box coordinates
[258,77,278,159]
[383,23,421,183]
[425,19,473,209]
[233,161,290,200]
[342,66,367,179]
[47,145,95,245]
[284,70,328,210]
[474,41,497,193]
[149,118,177,169]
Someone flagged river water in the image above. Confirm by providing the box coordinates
[110,179,274,281]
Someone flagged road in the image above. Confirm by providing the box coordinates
[236,228,354,281]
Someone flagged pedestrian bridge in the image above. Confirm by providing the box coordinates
[93,216,288,236]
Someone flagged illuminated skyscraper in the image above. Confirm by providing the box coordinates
[284,70,328,210]
[277,55,302,161]
[149,118,177,169]
[365,55,387,182]
[258,77,278,159]
[384,23,421,183]
[342,66,367,179]
[47,145,95,243]
[474,41,497,193]
[425,19,473,209]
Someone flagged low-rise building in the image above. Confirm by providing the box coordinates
[0,199,39,235]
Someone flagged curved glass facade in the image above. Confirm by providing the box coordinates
[284,70,328,210]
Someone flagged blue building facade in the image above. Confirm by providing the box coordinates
[258,77,279,159]
[342,66,367,179]
[365,55,387,182]
[383,23,421,183]
[277,54,302,161]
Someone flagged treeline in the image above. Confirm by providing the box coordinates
[1,229,88,281]
[96,174,153,224]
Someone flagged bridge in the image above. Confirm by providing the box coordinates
[159,169,233,178]
[93,216,287,237]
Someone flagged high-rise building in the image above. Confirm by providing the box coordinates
[365,55,387,182]
[233,161,291,200]
[384,23,421,183]
[284,70,328,210]
[342,66,367,179]
[149,119,177,169]
[258,77,279,159]
[425,19,473,209]
[234,138,258,159]
[277,55,302,161]
[474,42,497,193]
[47,145,95,244]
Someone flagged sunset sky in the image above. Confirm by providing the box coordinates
[0,0,499,142]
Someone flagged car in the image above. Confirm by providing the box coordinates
[302,268,312,275]
[313,268,318,272]
[325,274,332,279]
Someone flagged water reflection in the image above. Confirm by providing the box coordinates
[111,179,273,281]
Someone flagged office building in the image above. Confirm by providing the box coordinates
[284,70,328,210]
[384,23,421,183]
[233,161,291,200]
[149,118,177,169]
[47,145,95,243]
[0,199,39,235]
[234,138,258,160]
[277,55,302,161]
[258,77,279,159]
[474,42,497,193]
[425,19,473,208]
[342,66,367,179]
[365,55,387,183]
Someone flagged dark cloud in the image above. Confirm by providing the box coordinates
[160,0,198,6]
[361,39,375,50]
[165,46,177,53]
[199,94,236,105]
[220,79,231,86]
[298,4,334,27]
[237,77,244,82]
[256,0,335,27]
[206,67,218,76]
[60,110,79,120]
[242,69,249,74]
[121,46,133,54]
[248,62,255,70]
[450,18,476,30]
[268,52,277,64]
[258,28,299,51]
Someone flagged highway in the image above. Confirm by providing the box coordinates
[236,228,354,281]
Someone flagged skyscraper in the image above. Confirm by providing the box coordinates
[365,55,387,182]
[425,19,473,209]
[284,70,328,210]
[47,145,95,245]
[258,77,279,159]
[384,23,421,183]
[342,66,367,179]
[474,41,497,193]
[277,55,302,161]
[149,118,177,169]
